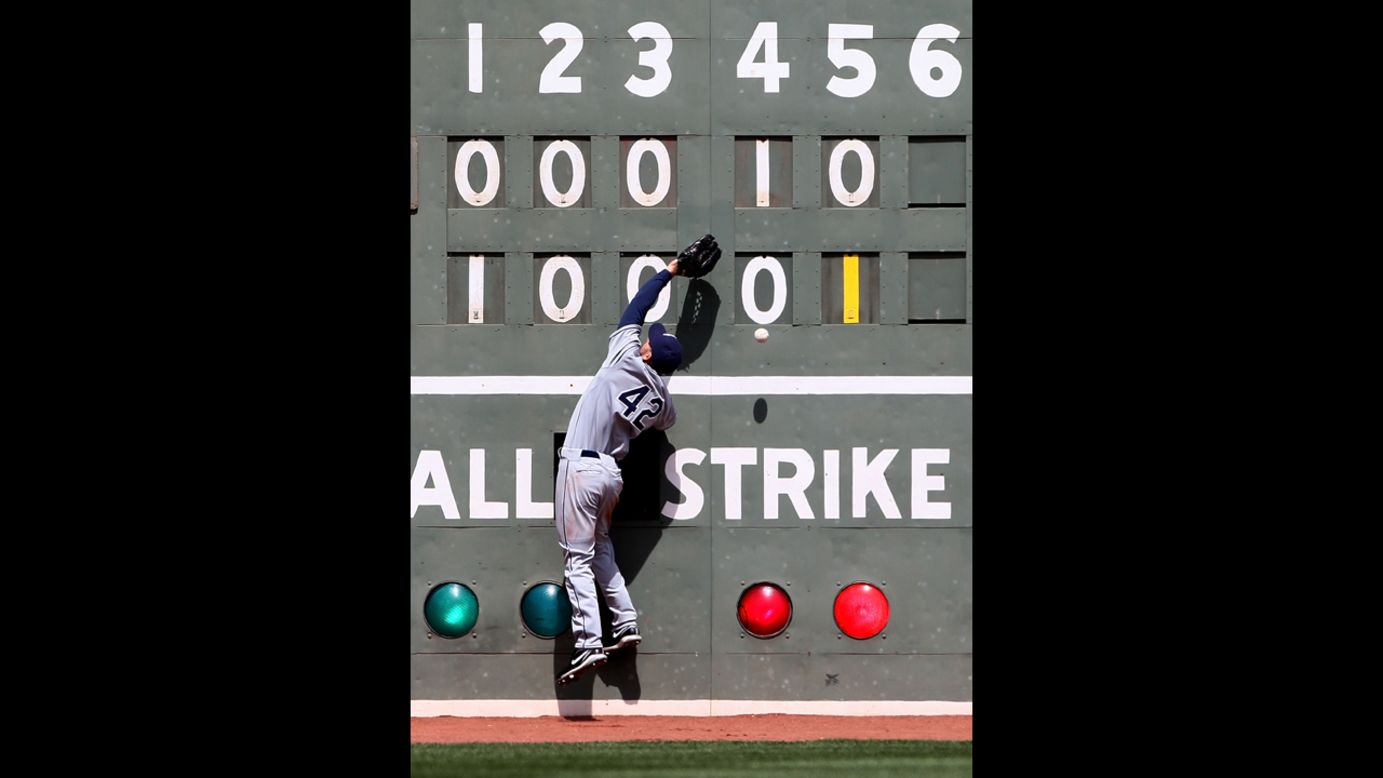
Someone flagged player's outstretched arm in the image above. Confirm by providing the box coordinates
[618,266,675,328]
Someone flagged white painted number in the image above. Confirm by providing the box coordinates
[538,140,586,207]
[826,24,875,98]
[465,19,963,100]
[454,140,501,207]
[736,22,790,93]
[909,23,962,98]
[627,255,672,321]
[468,255,485,323]
[625,21,673,98]
[742,256,788,324]
[539,22,583,94]
[755,139,772,207]
[538,255,586,322]
[625,139,671,206]
[827,139,875,206]
[468,23,483,93]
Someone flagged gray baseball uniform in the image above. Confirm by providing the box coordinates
[557,322,677,650]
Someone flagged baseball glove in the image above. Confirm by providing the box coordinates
[677,234,722,279]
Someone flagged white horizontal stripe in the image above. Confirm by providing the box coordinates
[411,699,971,717]
[411,376,972,396]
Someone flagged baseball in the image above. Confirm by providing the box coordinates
[754,327,769,343]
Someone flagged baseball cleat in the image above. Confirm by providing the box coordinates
[557,647,608,685]
[603,623,642,653]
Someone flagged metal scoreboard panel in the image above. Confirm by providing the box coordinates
[411,0,972,706]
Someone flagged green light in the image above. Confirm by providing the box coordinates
[520,582,572,638]
[424,582,478,638]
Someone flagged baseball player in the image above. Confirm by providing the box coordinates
[555,234,721,685]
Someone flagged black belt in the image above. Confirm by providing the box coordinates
[580,449,601,459]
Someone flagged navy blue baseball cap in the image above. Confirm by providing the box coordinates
[647,323,683,374]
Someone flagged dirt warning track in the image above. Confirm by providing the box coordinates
[412,714,973,743]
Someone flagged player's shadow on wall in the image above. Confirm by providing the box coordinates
[673,278,719,372]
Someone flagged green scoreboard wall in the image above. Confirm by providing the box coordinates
[411,0,972,714]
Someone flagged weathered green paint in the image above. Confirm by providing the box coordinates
[710,653,972,701]
[412,135,448,326]
[792,251,823,326]
[410,324,973,379]
[908,137,967,205]
[412,652,715,700]
[908,254,967,322]
[413,0,972,705]
[734,208,968,252]
[879,252,909,325]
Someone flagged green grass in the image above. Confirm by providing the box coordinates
[411,740,972,778]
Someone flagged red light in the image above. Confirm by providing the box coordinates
[834,582,889,639]
[737,583,792,638]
